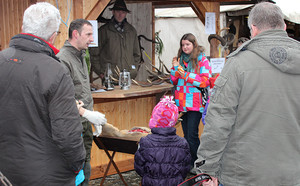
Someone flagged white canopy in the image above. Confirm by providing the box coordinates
[273,0,300,24]
[155,7,197,18]
[155,5,253,18]
[155,2,300,24]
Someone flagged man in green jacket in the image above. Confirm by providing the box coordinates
[89,0,141,81]
[57,19,106,186]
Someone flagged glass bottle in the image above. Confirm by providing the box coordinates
[104,63,114,90]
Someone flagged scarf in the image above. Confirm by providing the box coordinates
[112,16,127,33]
[180,53,193,72]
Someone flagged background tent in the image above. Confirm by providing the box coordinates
[154,7,213,70]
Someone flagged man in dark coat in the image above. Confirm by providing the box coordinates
[89,0,141,80]
[0,2,85,185]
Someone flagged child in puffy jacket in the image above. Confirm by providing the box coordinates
[134,96,191,186]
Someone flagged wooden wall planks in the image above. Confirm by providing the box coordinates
[0,0,100,50]
[0,0,35,50]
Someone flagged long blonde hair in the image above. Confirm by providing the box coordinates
[177,33,204,71]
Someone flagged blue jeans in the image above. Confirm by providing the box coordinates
[181,111,202,165]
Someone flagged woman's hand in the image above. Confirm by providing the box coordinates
[172,57,179,67]
[172,57,185,77]
[178,65,185,77]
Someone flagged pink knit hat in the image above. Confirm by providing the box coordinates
[149,96,179,129]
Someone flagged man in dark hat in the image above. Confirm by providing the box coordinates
[110,0,131,13]
[90,0,140,82]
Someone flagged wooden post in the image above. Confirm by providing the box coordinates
[85,0,111,20]
[190,1,220,58]
[152,4,155,67]
[204,2,220,58]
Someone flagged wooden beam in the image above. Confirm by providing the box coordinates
[190,1,206,24]
[85,0,110,20]
[73,0,84,19]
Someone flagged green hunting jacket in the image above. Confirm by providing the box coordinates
[89,20,141,79]
[57,41,94,161]
[57,41,93,113]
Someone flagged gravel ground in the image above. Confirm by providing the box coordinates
[89,170,195,186]
[89,170,141,186]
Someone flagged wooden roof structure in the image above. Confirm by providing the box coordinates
[0,0,250,56]
[85,0,249,23]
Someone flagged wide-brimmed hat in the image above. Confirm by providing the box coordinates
[109,0,131,13]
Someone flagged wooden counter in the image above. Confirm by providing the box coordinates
[90,83,174,179]
[92,83,173,99]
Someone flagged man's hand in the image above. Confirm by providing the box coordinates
[76,100,85,116]
[82,110,107,126]
[202,176,218,186]
[82,110,107,137]
[93,125,103,137]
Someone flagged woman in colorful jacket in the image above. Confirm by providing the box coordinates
[170,33,212,171]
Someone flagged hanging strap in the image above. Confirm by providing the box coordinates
[177,173,211,186]
[196,87,209,106]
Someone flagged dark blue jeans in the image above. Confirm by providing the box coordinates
[181,111,202,165]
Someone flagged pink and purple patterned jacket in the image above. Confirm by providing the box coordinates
[170,53,211,112]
